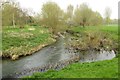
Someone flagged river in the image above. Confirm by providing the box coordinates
[0,33,116,79]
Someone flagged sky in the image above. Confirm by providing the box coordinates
[16,0,119,19]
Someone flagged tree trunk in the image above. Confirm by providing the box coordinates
[83,23,85,28]
[13,13,15,28]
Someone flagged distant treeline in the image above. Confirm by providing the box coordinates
[2,0,118,33]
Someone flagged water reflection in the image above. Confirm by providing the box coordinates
[79,50,116,62]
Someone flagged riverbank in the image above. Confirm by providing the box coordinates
[67,25,118,54]
[23,25,118,78]
[23,58,118,78]
[2,26,56,60]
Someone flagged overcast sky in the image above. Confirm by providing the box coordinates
[17,0,119,19]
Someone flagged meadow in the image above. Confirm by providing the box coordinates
[2,25,55,60]
[70,25,118,41]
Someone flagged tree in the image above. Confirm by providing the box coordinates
[73,5,81,26]
[41,2,64,34]
[2,1,15,26]
[2,0,30,28]
[104,7,112,25]
[90,11,103,26]
[73,3,93,27]
[65,4,74,26]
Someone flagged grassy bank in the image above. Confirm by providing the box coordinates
[70,25,118,41]
[68,25,118,51]
[2,26,56,60]
[23,25,118,78]
[24,58,118,78]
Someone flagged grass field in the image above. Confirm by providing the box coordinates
[70,25,118,41]
[2,25,55,59]
[24,25,118,78]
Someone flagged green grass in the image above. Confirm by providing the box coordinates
[24,58,118,78]
[70,25,118,41]
[69,25,118,51]
[2,25,55,58]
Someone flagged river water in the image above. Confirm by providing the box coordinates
[1,36,72,78]
[0,34,116,79]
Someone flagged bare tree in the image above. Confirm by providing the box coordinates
[65,4,74,26]
[104,7,112,25]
